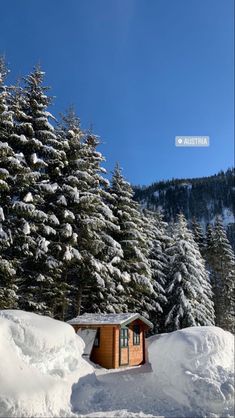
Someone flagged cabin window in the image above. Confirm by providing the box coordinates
[94,328,100,347]
[133,324,140,345]
[120,328,128,347]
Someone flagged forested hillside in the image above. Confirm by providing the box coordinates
[134,169,235,250]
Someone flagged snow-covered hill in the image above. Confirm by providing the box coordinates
[0,310,234,417]
[134,168,235,250]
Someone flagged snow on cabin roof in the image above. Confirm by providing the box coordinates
[67,312,153,328]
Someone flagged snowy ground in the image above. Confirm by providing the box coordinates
[0,310,234,418]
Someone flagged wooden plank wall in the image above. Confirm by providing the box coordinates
[128,320,144,366]
[90,325,114,369]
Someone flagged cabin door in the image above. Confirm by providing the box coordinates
[119,327,129,366]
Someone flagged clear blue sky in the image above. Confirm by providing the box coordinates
[0,0,234,185]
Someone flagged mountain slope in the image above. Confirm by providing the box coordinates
[134,168,235,250]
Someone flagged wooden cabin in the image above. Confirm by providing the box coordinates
[68,313,153,369]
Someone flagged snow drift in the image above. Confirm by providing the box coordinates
[148,326,234,417]
[0,310,93,417]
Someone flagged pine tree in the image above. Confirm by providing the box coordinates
[205,217,235,333]
[143,209,171,332]
[205,223,215,268]
[191,217,206,255]
[54,113,123,316]
[0,57,19,308]
[45,108,84,318]
[109,164,153,318]
[0,142,18,307]
[7,67,67,315]
[165,213,215,331]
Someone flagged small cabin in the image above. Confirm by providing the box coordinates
[68,312,153,369]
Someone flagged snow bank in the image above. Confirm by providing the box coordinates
[0,310,93,417]
[148,326,234,417]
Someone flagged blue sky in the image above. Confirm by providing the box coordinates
[0,0,234,185]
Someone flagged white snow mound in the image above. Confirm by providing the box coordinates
[148,326,234,416]
[0,310,93,417]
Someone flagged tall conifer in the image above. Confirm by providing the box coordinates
[165,213,215,331]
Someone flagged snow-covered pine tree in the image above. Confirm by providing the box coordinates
[0,57,20,308]
[55,111,123,316]
[205,223,216,273]
[109,164,153,318]
[42,108,84,319]
[205,224,214,255]
[0,143,18,309]
[165,213,215,331]
[8,67,67,315]
[143,209,173,332]
[205,217,235,333]
[191,217,206,255]
[80,136,124,315]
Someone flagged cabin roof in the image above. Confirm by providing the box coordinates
[67,312,153,329]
